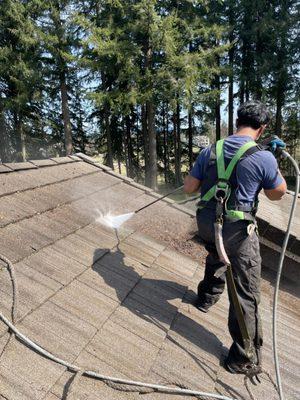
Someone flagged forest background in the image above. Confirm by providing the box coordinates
[0,0,299,191]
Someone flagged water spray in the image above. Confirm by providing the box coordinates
[97,185,184,229]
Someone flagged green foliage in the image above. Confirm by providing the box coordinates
[0,0,298,183]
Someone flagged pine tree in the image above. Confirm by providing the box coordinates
[0,0,42,161]
[37,0,79,155]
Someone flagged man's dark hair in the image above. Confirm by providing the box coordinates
[236,101,271,129]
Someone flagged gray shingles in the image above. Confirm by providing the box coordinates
[0,162,99,198]
[0,164,13,173]
[3,162,37,171]
[74,226,119,249]
[19,301,97,362]
[50,233,107,267]
[85,319,160,380]
[50,156,75,164]
[50,368,138,400]
[51,279,119,328]
[0,196,31,227]
[0,334,65,400]
[0,171,37,197]
[96,250,148,281]
[110,304,167,347]
[150,337,217,393]
[155,248,198,279]
[24,245,86,285]
[77,263,136,302]
[29,159,57,167]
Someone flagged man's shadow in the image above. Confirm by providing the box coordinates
[91,231,224,384]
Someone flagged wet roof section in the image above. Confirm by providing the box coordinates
[0,155,299,400]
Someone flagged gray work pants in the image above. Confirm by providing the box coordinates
[196,208,263,364]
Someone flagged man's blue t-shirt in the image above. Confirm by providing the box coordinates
[190,135,283,206]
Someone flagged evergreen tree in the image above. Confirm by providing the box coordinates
[0,0,42,161]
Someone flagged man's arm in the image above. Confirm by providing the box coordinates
[184,175,201,194]
[185,146,210,193]
[260,151,287,201]
[264,172,287,200]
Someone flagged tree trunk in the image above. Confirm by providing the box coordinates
[275,86,284,135]
[142,104,149,182]
[122,118,129,176]
[15,113,26,162]
[145,100,157,190]
[144,28,157,190]
[228,3,234,135]
[104,105,114,169]
[174,100,182,186]
[163,103,168,183]
[214,47,221,141]
[215,74,221,141]
[125,114,134,177]
[51,3,73,156]
[20,124,26,162]
[0,111,8,162]
[166,109,170,174]
[245,80,250,102]
[60,72,73,156]
[136,106,140,167]
[239,79,245,104]
[188,109,194,170]
[117,155,121,174]
[228,76,234,135]
[78,116,86,153]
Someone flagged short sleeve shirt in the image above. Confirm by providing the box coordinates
[190,135,283,206]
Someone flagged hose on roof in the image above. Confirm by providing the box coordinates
[272,150,300,400]
[0,152,298,400]
[0,307,234,400]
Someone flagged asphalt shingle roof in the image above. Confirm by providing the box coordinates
[0,155,299,400]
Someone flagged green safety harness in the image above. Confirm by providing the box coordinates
[198,138,261,221]
[199,139,263,382]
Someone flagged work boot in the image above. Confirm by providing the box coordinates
[224,356,261,375]
[193,298,212,313]
[225,343,261,375]
[224,357,260,375]
[193,291,221,313]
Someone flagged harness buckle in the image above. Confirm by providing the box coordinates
[214,179,231,201]
[215,197,224,224]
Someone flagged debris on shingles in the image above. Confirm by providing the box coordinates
[138,221,205,261]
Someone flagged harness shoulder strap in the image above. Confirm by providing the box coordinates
[221,140,257,180]
[216,139,226,179]
[200,140,259,204]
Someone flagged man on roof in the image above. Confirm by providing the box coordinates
[184,101,287,374]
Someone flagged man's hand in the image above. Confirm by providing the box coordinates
[184,175,201,194]
[263,136,286,155]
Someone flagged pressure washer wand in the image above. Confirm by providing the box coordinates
[134,185,184,214]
